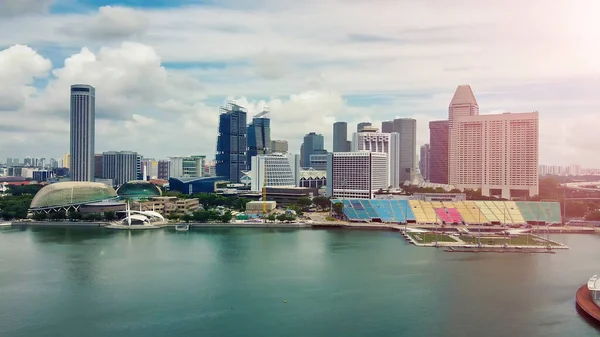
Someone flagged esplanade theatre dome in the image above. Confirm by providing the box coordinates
[30,182,118,211]
[116,180,162,200]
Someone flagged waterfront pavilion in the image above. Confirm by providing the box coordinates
[588,275,600,305]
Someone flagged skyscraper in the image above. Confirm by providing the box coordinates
[392,118,417,183]
[102,151,138,186]
[419,144,430,181]
[247,111,271,167]
[381,121,394,133]
[94,154,103,179]
[352,129,400,188]
[447,85,539,198]
[357,122,372,133]
[300,132,325,168]
[70,84,95,181]
[326,151,388,199]
[429,120,449,184]
[216,102,247,183]
[270,140,289,153]
[333,122,350,152]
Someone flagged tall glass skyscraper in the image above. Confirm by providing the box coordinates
[301,132,325,168]
[70,84,95,181]
[332,122,349,152]
[216,102,247,183]
[247,112,271,168]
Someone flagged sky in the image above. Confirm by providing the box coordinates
[1,0,600,167]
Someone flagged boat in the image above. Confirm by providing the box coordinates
[0,222,11,227]
[175,224,190,232]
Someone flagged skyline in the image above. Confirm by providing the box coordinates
[1,0,600,166]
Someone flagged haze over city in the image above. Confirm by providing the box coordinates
[1,0,599,166]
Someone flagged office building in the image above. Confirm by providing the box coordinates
[62,153,70,169]
[357,122,372,133]
[300,132,325,168]
[387,118,417,183]
[33,170,52,182]
[309,150,328,170]
[49,158,58,169]
[419,144,430,181]
[157,160,170,180]
[352,129,400,188]
[94,154,103,179]
[447,85,539,198]
[247,111,271,167]
[102,151,138,186]
[169,156,206,178]
[298,169,327,190]
[247,153,300,192]
[381,121,394,133]
[429,120,449,184]
[271,140,288,153]
[141,159,159,180]
[216,102,247,183]
[326,151,388,199]
[70,84,95,181]
[333,122,350,152]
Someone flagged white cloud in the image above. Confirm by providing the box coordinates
[59,6,149,40]
[0,45,51,110]
[0,0,53,17]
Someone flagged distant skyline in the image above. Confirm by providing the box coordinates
[1,0,600,166]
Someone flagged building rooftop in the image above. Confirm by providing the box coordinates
[449,84,478,106]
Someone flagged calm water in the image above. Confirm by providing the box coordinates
[0,227,599,337]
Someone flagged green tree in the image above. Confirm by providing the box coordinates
[267,214,277,222]
[181,214,193,223]
[168,213,180,221]
[312,196,330,210]
[221,211,233,223]
[103,211,116,221]
[332,202,344,215]
[277,213,288,222]
[68,210,82,221]
[297,197,312,209]
[32,212,47,221]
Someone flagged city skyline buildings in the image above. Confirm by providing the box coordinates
[333,122,350,152]
[69,84,95,182]
[300,132,325,168]
[446,85,539,198]
[247,112,271,168]
[216,102,248,183]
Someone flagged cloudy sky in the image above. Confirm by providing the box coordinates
[1,0,600,167]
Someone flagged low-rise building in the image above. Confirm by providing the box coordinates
[246,200,277,214]
[133,196,201,216]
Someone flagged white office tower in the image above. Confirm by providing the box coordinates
[326,151,388,199]
[248,153,300,192]
[352,130,400,188]
[70,84,95,181]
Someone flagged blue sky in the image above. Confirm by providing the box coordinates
[1,0,600,166]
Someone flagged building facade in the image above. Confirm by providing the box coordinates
[102,151,138,186]
[326,151,388,199]
[270,140,288,153]
[419,144,430,181]
[333,122,350,152]
[247,153,300,192]
[300,132,325,168]
[70,84,95,181]
[216,102,247,183]
[429,120,449,184]
[449,111,539,198]
[352,130,400,188]
[309,152,328,170]
[157,160,170,180]
[381,121,394,133]
[141,159,159,180]
[247,114,271,168]
[169,156,206,178]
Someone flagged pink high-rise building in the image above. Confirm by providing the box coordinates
[447,85,539,199]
